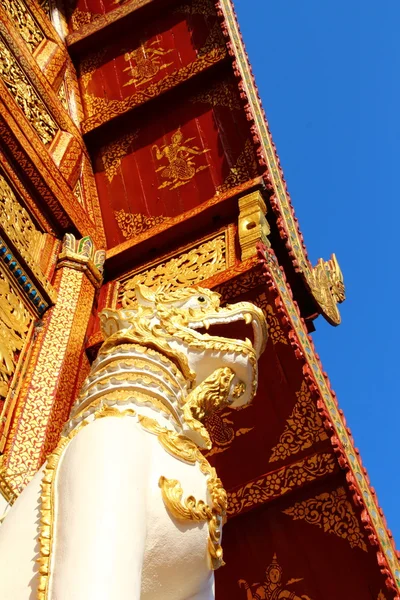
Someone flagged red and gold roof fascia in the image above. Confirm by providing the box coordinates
[215,0,345,326]
[257,245,400,596]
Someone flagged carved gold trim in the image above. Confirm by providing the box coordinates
[0,0,44,54]
[238,191,270,260]
[269,380,328,463]
[118,231,229,308]
[283,486,367,552]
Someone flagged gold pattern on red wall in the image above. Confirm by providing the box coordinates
[173,0,217,17]
[227,453,336,517]
[191,81,241,110]
[269,381,328,463]
[254,292,287,346]
[153,128,210,191]
[205,406,253,458]
[100,131,138,182]
[123,40,174,88]
[114,210,169,240]
[238,553,312,600]
[283,487,367,552]
[216,140,258,194]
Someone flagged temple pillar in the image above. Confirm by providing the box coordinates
[0,234,105,501]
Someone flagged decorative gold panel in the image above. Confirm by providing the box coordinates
[0,267,32,400]
[0,0,44,54]
[0,38,57,145]
[0,174,43,267]
[283,486,367,552]
[238,190,270,260]
[119,232,229,308]
[269,380,328,463]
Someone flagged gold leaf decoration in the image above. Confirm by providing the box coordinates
[114,210,169,240]
[119,234,226,308]
[269,380,328,463]
[191,81,241,110]
[283,486,367,552]
[216,139,258,194]
[0,0,44,53]
[254,291,287,345]
[100,131,138,182]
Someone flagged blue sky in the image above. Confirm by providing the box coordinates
[234,0,400,543]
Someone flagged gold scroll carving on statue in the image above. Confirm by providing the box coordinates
[0,39,58,145]
[0,175,43,269]
[119,234,227,308]
[153,128,210,191]
[0,269,31,399]
[0,0,44,54]
[283,486,367,552]
[269,380,328,463]
[123,40,174,88]
[238,553,312,600]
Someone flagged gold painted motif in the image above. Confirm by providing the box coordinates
[283,486,367,552]
[205,406,253,457]
[0,464,19,505]
[101,131,138,182]
[119,233,227,308]
[0,39,57,145]
[0,269,31,399]
[238,190,270,260]
[0,174,43,267]
[377,592,387,600]
[114,210,168,240]
[216,140,258,194]
[71,8,93,31]
[238,553,312,600]
[254,292,287,345]
[57,80,69,112]
[227,452,336,517]
[37,0,51,18]
[269,381,328,463]
[123,40,174,87]
[153,128,210,190]
[174,0,217,16]
[191,81,241,110]
[0,0,44,53]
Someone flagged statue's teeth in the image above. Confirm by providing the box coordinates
[244,313,253,324]
[245,337,253,348]
[203,320,210,330]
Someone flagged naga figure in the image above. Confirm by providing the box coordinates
[0,285,267,600]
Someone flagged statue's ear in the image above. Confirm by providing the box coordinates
[135,284,157,306]
[100,308,137,337]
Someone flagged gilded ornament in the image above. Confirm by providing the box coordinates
[100,131,138,182]
[283,486,367,552]
[0,0,44,53]
[153,128,210,190]
[238,190,270,260]
[269,380,328,462]
[173,0,217,16]
[123,40,174,87]
[0,269,31,400]
[0,39,58,145]
[254,292,287,345]
[114,210,168,240]
[204,407,253,457]
[119,234,227,308]
[238,553,312,600]
[191,81,241,110]
[216,140,258,194]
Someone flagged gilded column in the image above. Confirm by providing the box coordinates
[1,234,105,498]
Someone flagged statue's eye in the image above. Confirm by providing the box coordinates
[198,296,206,303]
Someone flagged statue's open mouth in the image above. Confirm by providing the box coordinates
[188,304,267,358]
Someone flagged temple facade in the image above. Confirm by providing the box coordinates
[0,1,398,598]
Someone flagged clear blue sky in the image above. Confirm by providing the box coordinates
[234,0,400,543]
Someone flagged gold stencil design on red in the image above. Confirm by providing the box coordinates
[123,40,174,88]
[269,380,328,463]
[216,140,258,194]
[101,130,138,182]
[114,211,169,240]
[204,405,253,458]
[254,292,287,346]
[153,128,210,190]
[238,553,312,600]
[283,486,367,552]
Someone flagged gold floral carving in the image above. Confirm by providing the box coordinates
[153,128,210,190]
[0,174,43,267]
[191,81,241,110]
[269,381,328,463]
[238,553,312,600]
[0,39,57,145]
[123,40,174,88]
[216,140,258,194]
[254,292,287,345]
[119,234,227,308]
[100,131,138,182]
[0,269,31,400]
[0,0,44,53]
[309,255,346,325]
[114,210,169,240]
[283,486,367,552]
[238,190,270,260]
[227,452,336,517]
